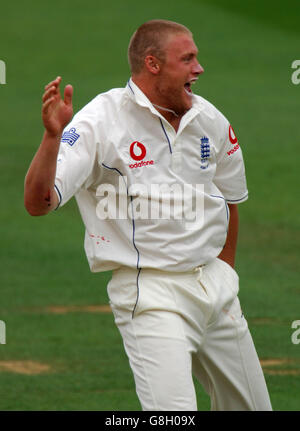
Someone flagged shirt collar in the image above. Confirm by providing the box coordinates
[126,78,161,115]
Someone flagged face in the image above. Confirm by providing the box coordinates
[155,33,204,115]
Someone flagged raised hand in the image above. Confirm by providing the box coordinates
[42,76,73,137]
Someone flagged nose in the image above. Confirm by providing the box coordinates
[193,61,204,75]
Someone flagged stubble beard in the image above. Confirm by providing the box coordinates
[155,81,192,117]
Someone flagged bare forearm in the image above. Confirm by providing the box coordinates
[217,203,239,268]
[24,77,73,216]
[24,131,61,216]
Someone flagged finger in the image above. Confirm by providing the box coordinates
[44,76,61,90]
[42,86,59,103]
[63,84,73,106]
[42,96,55,115]
[44,76,61,91]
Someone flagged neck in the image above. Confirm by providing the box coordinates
[153,104,183,132]
[131,75,183,131]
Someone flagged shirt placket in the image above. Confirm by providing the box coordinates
[172,136,182,173]
[161,123,182,174]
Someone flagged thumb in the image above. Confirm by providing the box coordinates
[64,84,73,106]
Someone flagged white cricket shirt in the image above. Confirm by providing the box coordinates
[55,78,248,272]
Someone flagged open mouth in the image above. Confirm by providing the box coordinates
[184,79,197,96]
[184,83,192,94]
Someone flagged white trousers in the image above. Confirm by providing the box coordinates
[107,258,272,411]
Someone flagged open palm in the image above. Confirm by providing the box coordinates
[42,76,73,137]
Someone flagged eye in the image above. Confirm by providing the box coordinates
[183,54,196,63]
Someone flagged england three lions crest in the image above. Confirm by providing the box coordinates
[200,136,210,169]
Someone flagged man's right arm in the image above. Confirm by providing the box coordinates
[24,77,73,216]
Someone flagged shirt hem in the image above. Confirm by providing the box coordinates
[54,184,62,210]
[225,193,248,204]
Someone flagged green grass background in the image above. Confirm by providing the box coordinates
[0,0,299,411]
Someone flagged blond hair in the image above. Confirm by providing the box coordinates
[128,19,192,74]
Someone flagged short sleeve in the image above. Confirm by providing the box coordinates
[54,113,98,208]
[213,120,248,204]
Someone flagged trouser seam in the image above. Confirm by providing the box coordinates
[131,317,159,411]
[235,322,258,410]
[166,281,197,409]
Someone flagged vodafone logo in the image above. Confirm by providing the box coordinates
[129,141,155,169]
[229,125,238,145]
[227,125,240,156]
[130,141,147,161]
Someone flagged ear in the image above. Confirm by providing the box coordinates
[144,55,161,75]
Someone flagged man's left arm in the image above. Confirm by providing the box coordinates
[217,204,239,268]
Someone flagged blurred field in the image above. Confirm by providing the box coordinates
[0,0,299,411]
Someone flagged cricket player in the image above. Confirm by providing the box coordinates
[24,19,272,411]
